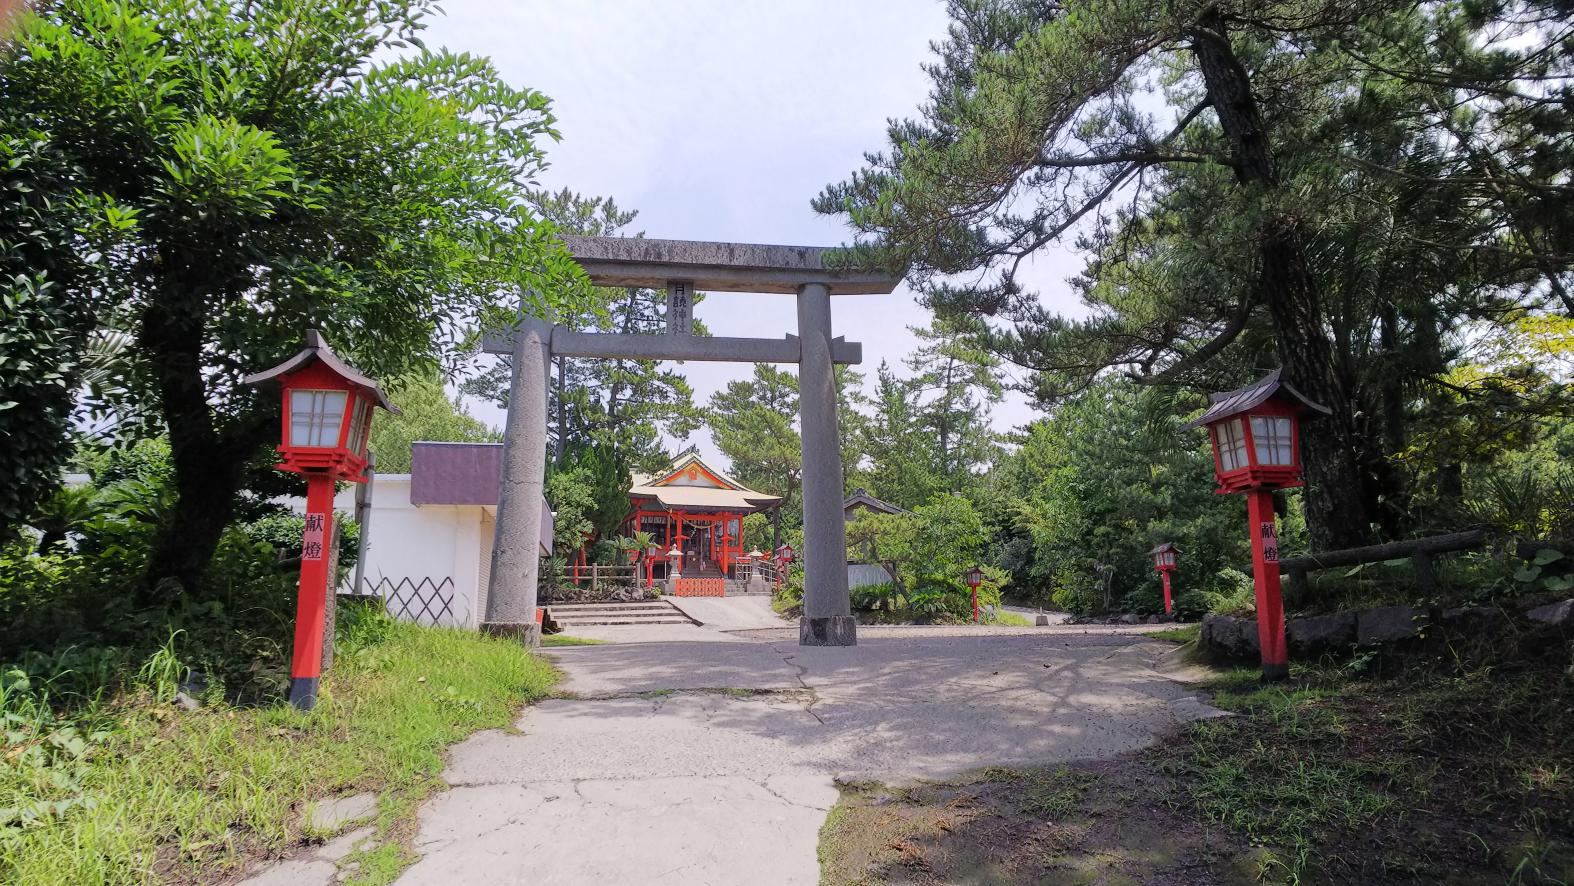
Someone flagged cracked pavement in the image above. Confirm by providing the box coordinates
[392,622,1216,885]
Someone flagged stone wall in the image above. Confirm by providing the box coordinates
[1200,597,1574,661]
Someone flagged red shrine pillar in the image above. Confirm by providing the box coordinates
[1160,570,1174,615]
[1247,489,1289,680]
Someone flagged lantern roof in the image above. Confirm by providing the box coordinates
[1184,369,1328,429]
[1148,542,1179,555]
[243,330,400,413]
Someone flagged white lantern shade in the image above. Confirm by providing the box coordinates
[1216,418,1248,473]
[289,389,348,448]
[1250,415,1295,466]
[345,397,372,456]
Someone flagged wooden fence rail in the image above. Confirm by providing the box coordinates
[561,563,643,590]
[1251,528,1489,601]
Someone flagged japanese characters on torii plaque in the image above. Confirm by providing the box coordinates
[666,280,694,336]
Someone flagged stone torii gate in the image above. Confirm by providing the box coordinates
[482,236,903,647]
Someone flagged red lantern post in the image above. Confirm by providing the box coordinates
[1149,543,1178,615]
[965,565,985,623]
[1188,371,1328,682]
[775,543,795,592]
[245,331,397,711]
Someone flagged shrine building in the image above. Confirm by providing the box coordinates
[619,452,782,580]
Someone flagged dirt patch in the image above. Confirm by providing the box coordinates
[821,622,1574,885]
[820,763,1265,885]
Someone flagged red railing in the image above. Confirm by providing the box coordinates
[673,577,726,597]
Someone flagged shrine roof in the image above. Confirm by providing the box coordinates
[629,452,782,513]
[561,235,904,295]
[843,488,906,516]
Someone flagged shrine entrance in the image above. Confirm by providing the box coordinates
[480,236,902,647]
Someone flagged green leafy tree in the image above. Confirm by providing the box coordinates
[1001,381,1247,614]
[859,362,941,508]
[0,130,126,539]
[1,0,589,597]
[366,376,500,474]
[709,364,802,551]
[904,316,1002,488]
[466,188,703,473]
[544,469,594,560]
[848,493,998,618]
[815,0,1574,550]
[707,363,866,550]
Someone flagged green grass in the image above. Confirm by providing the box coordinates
[0,619,559,885]
[1160,643,1574,883]
[1165,675,1398,878]
[540,634,607,647]
[1149,623,1199,644]
[986,610,1033,626]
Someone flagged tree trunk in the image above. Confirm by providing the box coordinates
[1258,221,1375,550]
[1190,11,1374,550]
[139,287,271,601]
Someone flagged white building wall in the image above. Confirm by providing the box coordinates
[847,563,895,589]
[477,510,495,622]
[297,475,484,628]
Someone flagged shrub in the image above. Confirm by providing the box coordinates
[240,508,360,569]
[850,581,900,611]
[772,569,804,616]
[1192,568,1255,617]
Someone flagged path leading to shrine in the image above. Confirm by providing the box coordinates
[391,624,1222,885]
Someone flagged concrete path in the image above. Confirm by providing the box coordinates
[551,594,789,644]
[663,593,790,631]
[392,624,1218,885]
[1002,603,1072,624]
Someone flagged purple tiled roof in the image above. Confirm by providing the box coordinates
[411,442,504,505]
[410,441,551,555]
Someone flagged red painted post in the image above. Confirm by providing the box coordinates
[971,585,980,623]
[289,472,336,710]
[1247,488,1289,681]
[1160,570,1173,615]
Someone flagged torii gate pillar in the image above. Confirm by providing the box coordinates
[482,317,551,646]
[794,281,855,644]
[484,236,904,647]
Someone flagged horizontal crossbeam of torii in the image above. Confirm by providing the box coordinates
[480,236,904,647]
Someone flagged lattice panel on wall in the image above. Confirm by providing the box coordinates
[673,578,725,597]
[375,576,467,626]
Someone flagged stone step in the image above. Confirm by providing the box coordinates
[549,602,672,611]
[545,601,698,627]
[553,616,694,627]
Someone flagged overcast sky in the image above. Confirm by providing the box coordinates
[421,0,1086,465]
